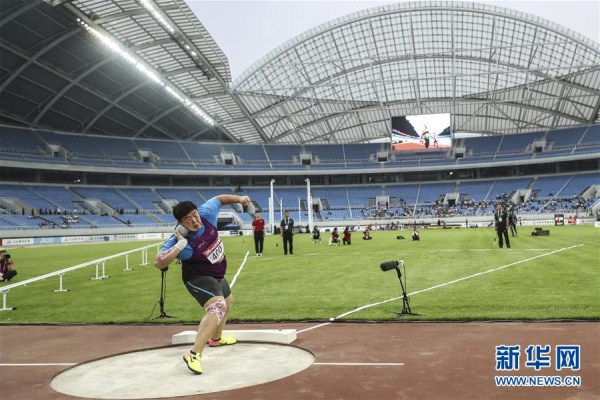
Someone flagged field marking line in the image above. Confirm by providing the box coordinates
[297,321,332,334]
[332,244,584,321]
[230,251,250,288]
[0,363,77,367]
[353,248,561,255]
[437,248,560,252]
[314,362,404,366]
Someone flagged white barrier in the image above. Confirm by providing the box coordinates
[0,233,167,247]
[0,242,161,311]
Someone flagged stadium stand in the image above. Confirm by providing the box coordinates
[546,127,586,149]
[530,176,573,200]
[304,144,344,162]
[0,127,45,154]
[69,187,137,214]
[135,138,189,161]
[2,124,597,173]
[497,132,542,153]
[264,145,302,163]
[1,171,598,231]
[464,136,502,155]
[222,144,268,163]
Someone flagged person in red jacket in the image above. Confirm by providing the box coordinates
[252,211,265,256]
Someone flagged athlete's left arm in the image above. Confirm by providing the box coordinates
[217,194,251,207]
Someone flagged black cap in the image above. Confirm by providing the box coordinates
[172,201,197,221]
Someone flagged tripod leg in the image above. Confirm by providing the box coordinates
[155,269,175,319]
[396,266,413,315]
[402,294,411,314]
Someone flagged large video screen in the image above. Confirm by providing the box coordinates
[390,113,452,151]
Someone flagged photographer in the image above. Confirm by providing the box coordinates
[412,227,420,241]
[329,227,340,246]
[343,226,352,245]
[0,250,17,282]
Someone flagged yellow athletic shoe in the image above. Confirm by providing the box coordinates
[183,351,202,374]
[208,335,237,347]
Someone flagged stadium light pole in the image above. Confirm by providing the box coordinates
[305,178,313,233]
[269,179,275,234]
[279,198,283,222]
[298,197,302,227]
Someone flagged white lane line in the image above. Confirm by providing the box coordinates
[230,251,250,288]
[351,248,560,255]
[437,248,560,252]
[0,363,77,367]
[332,244,583,321]
[297,322,332,334]
[314,362,404,366]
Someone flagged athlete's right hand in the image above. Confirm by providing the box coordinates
[174,228,188,250]
[174,228,184,241]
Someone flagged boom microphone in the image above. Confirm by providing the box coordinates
[380,261,399,272]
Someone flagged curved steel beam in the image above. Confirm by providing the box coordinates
[134,104,179,138]
[240,55,599,122]
[267,97,586,143]
[16,51,173,138]
[0,0,39,29]
[0,27,80,93]
[233,3,600,88]
[81,81,147,134]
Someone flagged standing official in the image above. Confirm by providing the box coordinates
[312,226,321,243]
[280,210,294,255]
[494,204,511,249]
[252,211,265,256]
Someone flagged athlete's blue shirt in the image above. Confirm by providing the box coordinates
[161,197,221,260]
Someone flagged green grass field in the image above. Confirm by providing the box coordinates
[1,225,598,324]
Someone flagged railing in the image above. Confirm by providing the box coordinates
[0,242,161,311]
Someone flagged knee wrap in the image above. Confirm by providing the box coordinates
[205,298,227,324]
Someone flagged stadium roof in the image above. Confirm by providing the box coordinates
[0,0,262,142]
[1,1,599,144]
[234,1,600,143]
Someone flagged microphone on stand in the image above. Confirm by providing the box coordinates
[380,260,399,272]
[379,260,413,315]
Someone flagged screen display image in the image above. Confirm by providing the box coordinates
[391,113,452,151]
